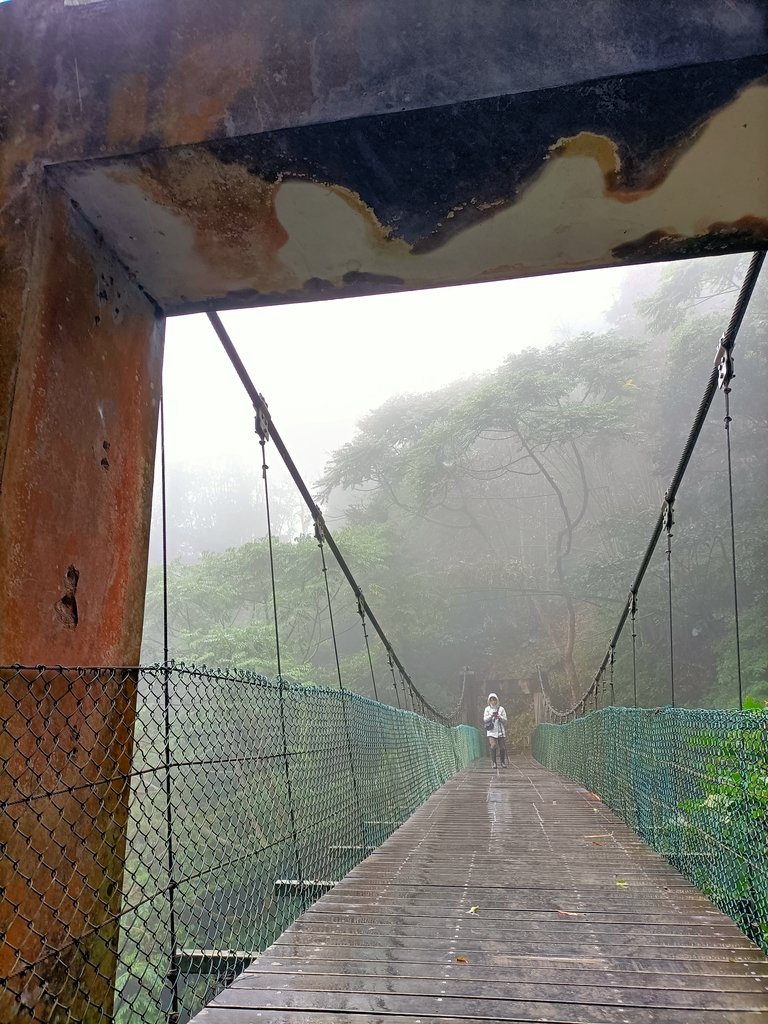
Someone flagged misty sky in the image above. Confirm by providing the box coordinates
[161,265,630,496]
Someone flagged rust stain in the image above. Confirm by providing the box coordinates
[0,188,161,667]
[0,666,137,1022]
[0,190,158,1021]
[106,150,296,296]
[548,128,693,206]
[549,77,768,206]
[0,173,45,483]
[612,215,768,261]
[106,73,149,150]
[549,131,622,189]
[709,213,768,241]
[157,35,264,147]
[271,83,768,296]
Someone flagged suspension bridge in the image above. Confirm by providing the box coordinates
[3,254,768,1024]
[3,5,768,1022]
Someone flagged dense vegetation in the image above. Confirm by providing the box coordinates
[142,254,768,713]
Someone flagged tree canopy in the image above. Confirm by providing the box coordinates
[143,253,768,712]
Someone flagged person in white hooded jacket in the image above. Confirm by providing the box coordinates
[483,692,508,768]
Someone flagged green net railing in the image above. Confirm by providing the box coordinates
[533,706,768,953]
[1,664,481,1024]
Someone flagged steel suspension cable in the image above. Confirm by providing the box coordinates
[540,250,765,720]
[207,310,460,723]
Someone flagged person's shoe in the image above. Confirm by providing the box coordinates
[502,761,509,768]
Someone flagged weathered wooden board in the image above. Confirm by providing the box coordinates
[191,758,768,1023]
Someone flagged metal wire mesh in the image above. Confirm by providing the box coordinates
[1,664,481,1024]
[533,707,768,954]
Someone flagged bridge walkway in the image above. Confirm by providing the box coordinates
[195,757,768,1024]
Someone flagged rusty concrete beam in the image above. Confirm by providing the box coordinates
[0,188,163,666]
[3,0,766,164]
[0,188,162,1023]
[53,55,768,312]
[3,1,767,469]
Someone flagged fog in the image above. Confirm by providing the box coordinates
[159,267,630,501]
[144,254,767,715]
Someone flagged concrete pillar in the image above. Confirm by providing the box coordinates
[0,185,164,1022]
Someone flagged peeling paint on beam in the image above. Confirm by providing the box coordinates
[206,54,768,247]
[54,67,768,311]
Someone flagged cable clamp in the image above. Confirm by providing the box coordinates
[254,394,270,442]
[313,511,326,543]
[662,494,674,533]
[714,333,734,390]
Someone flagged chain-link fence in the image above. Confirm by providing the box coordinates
[1,664,481,1024]
[533,706,768,954]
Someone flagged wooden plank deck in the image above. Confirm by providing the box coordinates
[193,757,768,1023]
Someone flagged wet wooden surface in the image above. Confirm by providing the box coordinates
[194,757,768,1023]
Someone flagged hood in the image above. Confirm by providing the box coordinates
[487,692,499,704]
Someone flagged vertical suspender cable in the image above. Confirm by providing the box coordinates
[723,384,743,709]
[316,526,344,690]
[159,396,180,1024]
[609,647,615,706]
[357,597,379,702]
[716,251,765,711]
[261,438,282,679]
[631,593,638,709]
[388,653,402,708]
[260,435,305,903]
[316,526,367,847]
[664,498,675,707]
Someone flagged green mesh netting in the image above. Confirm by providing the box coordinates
[1,664,482,1024]
[533,706,768,953]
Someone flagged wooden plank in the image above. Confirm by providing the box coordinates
[200,997,767,1023]
[199,1014,768,1024]
[189,758,768,1024]
[256,945,768,970]
[243,960,768,991]
[281,915,747,940]
[225,972,768,1009]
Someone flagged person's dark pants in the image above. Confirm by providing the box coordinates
[488,735,508,767]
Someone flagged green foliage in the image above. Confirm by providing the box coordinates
[534,706,768,953]
[142,527,408,697]
[115,666,482,1023]
[146,253,768,718]
[678,709,768,945]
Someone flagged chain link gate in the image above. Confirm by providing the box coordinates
[1,664,481,1023]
